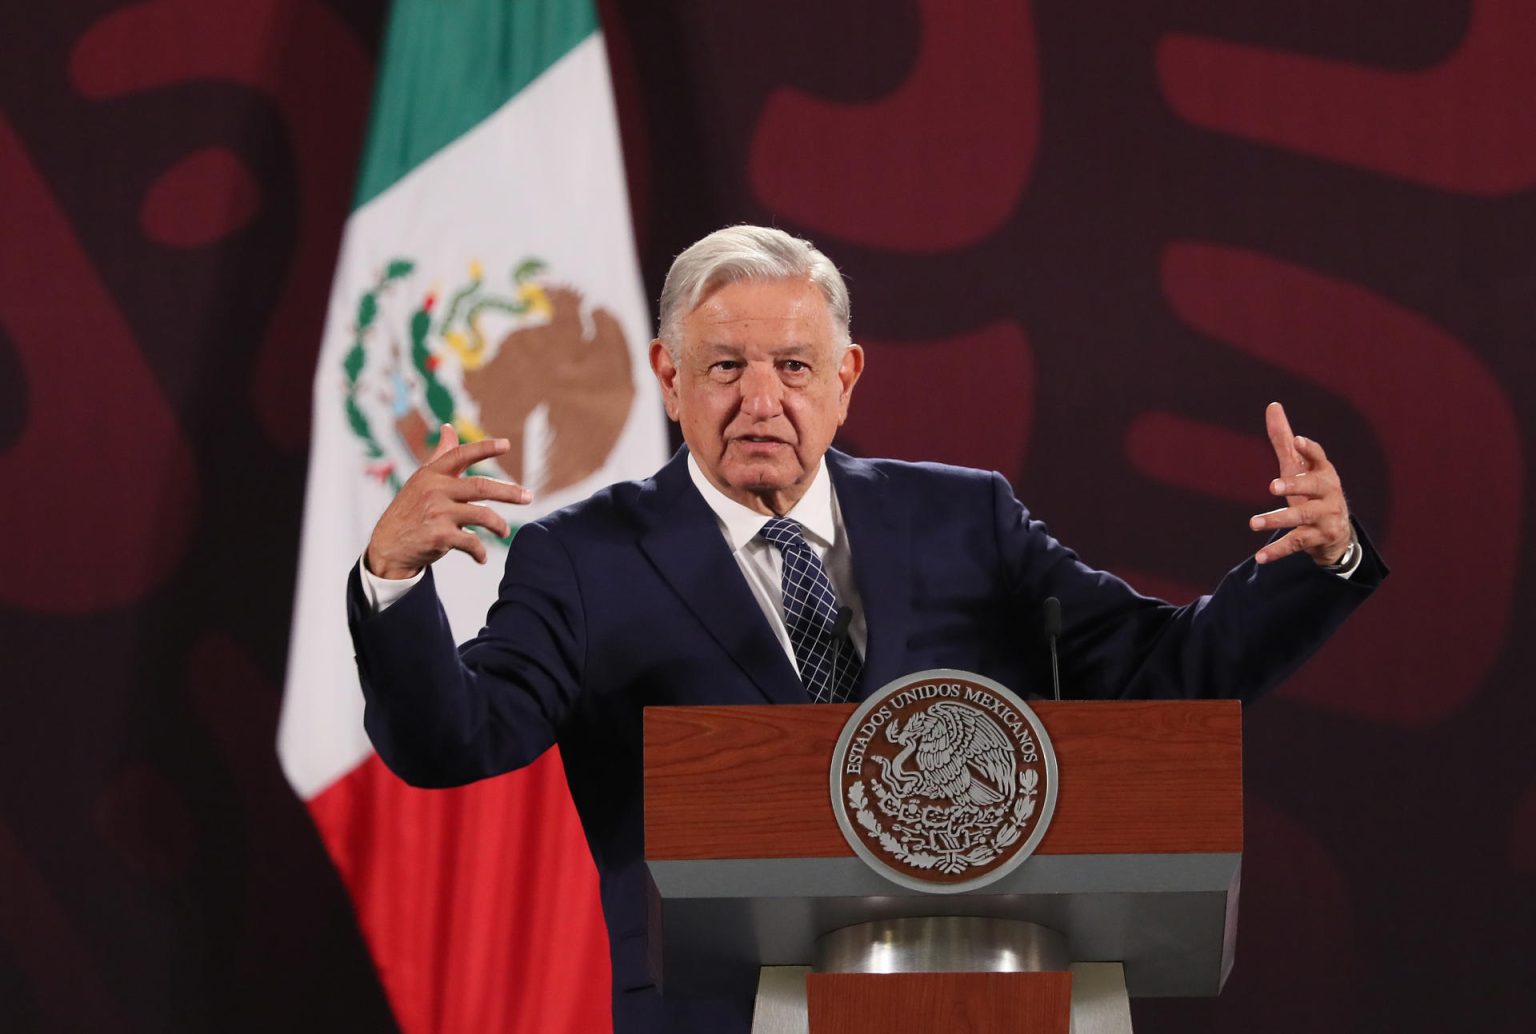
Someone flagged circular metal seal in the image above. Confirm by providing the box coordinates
[830,669,1058,893]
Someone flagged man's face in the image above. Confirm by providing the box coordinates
[650,277,863,516]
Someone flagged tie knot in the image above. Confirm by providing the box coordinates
[758,516,808,551]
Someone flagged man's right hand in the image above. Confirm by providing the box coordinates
[364,424,533,580]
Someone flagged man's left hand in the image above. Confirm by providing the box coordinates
[1250,402,1352,566]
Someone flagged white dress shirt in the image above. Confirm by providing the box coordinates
[685,454,867,674]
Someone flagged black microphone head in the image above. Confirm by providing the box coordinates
[832,606,854,638]
[1043,597,1062,638]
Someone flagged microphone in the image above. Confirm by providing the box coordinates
[1043,597,1062,701]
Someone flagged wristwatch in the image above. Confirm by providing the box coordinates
[1322,529,1360,573]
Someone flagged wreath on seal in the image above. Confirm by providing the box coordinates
[848,769,1040,876]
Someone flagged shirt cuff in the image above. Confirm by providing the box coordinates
[358,554,425,612]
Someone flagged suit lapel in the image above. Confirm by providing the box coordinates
[637,450,805,705]
[827,450,912,699]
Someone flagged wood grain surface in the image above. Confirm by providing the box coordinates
[644,701,1241,859]
[806,971,1071,1034]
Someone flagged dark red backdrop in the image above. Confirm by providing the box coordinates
[3,2,1533,1031]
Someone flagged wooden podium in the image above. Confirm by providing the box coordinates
[644,701,1243,1033]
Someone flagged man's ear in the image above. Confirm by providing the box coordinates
[650,340,681,421]
[836,343,865,422]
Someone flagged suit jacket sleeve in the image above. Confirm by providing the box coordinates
[987,471,1387,701]
[347,521,585,787]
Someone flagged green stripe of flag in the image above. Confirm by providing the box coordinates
[352,0,599,209]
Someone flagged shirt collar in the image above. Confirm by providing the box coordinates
[687,452,838,553]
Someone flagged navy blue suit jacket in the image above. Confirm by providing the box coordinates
[348,447,1384,1033]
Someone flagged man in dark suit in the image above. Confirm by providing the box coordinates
[350,225,1383,1033]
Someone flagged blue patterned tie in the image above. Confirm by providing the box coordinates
[758,517,863,703]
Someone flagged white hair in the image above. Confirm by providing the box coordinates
[656,225,851,355]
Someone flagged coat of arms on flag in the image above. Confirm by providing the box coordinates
[342,254,638,513]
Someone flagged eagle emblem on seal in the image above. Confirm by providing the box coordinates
[832,671,1057,893]
[874,701,1018,807]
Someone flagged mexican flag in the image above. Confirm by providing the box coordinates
[279,2,663,1030]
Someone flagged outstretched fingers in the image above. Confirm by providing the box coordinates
[1252,404,1352,566]
[449,474,533,507]
[1250,502,1321,531]
[1292,432,1332,473]
[450,527,490,566]
[428,430,514,477]
[1255,527,1328,565]
[1266,467,1340,502]
[427,422,461,463]
[364,425,532,578]
[1265,401,1304,478]
[451,501,512,541]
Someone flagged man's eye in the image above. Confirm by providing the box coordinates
[781,360,809,373]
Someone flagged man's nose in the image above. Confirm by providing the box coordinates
[739,363,783,417]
